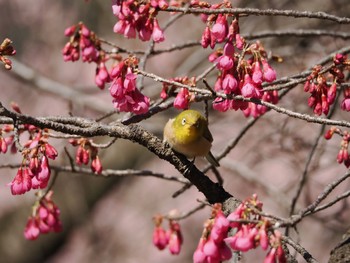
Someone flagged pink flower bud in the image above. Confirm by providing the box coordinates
[152,19,165,43]
[153,226,168,250]
[45,143,58,160]
[91,156,103,174]
[327,83,337,104]
[0,138,7,153]
[223,42,235,57]
[252,61,263,84]
[324,129,334,140]
[174,88,190,109]
[64,25,76,37]
[277,245,287,263]
[337,149,345,163]
[201,26,211,48]
[235,33,244,49]
[82,148,90,165]
[168,232,182,255]
[321,94,329,115]
[37,155,51,182]
[80,24,90,37]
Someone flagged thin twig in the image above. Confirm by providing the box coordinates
[163,7,350,24]
[282,235,319,263]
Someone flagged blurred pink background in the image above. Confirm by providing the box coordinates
[0,0,349,262]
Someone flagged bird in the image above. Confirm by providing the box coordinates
[163,109,220,167]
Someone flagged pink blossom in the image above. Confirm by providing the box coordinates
[9,167,32,195]
[95,62,111,89]
[341,97,350,111]
[112,89,150,114]
[263,248,276,263]
[110,61,125,79]
[113,20,126,34]
[222,73,238,94]
[262,59,276,82]
[37,155,51,182]
[211,15,227,43]
[276,245,287,263]
[174,88,190,109]
[213,98,231,112]
[225,225,258,252]
[152,19,165,43]
[109,77,124,98]
[203,239,218,256]
[124,22,136,38]
[31,174,48,190]
[259,226,269,250]
[81,45,99,63]
[241,74,261,98]
[193,238,207,263]
[214,77,223,92]
[217,55,234,71]
[139,26,152,41]
[24,217,40,240]
[123,69,137,92]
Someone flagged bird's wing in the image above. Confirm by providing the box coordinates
[202,125,213,143]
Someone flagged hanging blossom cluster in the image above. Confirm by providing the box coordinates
[193,195,286,263]
[198,3,278,118]
[304,53,350,115]
[62,23,150,114]
[325,127,350,168]
[24,191,62,240]
[3,105,57,195]
[109,57,150,114]
[0,104,63,240]
[152,213,183,255]
[160,76,196,109]
[0,38,16,70]
[62,22,113,89]
[112,0,167,42]
[69,138,103,174]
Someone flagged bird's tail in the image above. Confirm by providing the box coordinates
[206,151,220,167]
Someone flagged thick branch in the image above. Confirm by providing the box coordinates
[0,102,231,204]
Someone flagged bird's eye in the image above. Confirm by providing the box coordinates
[181,118,186,125]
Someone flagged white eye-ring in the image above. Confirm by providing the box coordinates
[181,118,186,125]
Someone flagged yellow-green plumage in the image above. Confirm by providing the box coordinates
[163,109,219,167]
